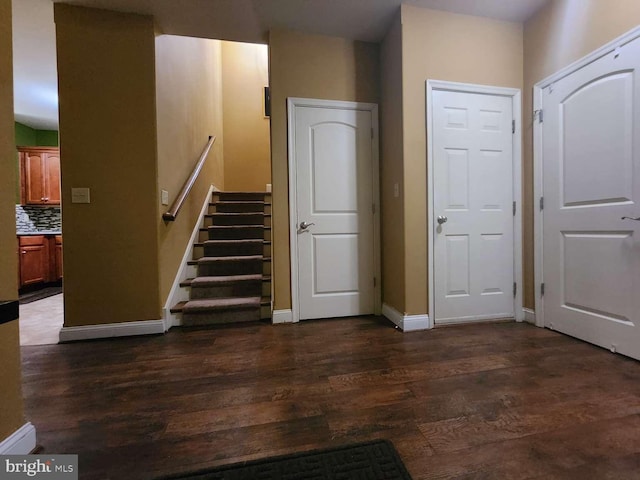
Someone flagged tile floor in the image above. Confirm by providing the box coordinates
[19,293,63,346]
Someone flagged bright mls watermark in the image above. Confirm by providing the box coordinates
[0,456,77,479]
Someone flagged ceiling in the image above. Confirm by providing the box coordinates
[13,0,550,130]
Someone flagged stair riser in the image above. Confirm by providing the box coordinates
[182,307,260,326]
[215,193,266,202]
[198,260,262,276]
[204,243,263,257]
[190,282,262,299]
[212,203,265,213]
[209,227,264,240]
[208,214,264,226]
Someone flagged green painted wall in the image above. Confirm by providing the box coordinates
[36,129,59,146]
[15,121,36,146]
[14,122,59,147]
[14,122,59,203]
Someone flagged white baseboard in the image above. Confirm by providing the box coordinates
[59,319,165,342]
[523,308,536,324]
[0,423,36,455]
[382,303,430,332]
[163,184,217,330]
[272,309,293,324]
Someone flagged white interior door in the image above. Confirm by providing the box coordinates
[432,90,515,324]
[542,36,640,359]
[292,102,375,320]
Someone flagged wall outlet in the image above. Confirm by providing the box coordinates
[161,189,169,206]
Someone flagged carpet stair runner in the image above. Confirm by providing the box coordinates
[171,191,271,326]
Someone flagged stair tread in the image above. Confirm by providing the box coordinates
[215,191,271,194]
[206,212,268,216]
[183,297,261,311]
[194,240,270,247]
[204,239,263,244]
[170,300,188,313]
[198,255,262,262]
[180,274,271,287]
[207,225,270,229]
[210,201,271,205]
[191,274,263,285]
[188,256,270,265]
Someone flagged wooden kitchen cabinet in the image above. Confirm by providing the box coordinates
[18,235,49,287]
[18,147,61,205]
[18,235,63,288]
[52,235,63,282]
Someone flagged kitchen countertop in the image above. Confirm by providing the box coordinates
[17,231,62,236]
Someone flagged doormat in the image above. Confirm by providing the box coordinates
[19,286,62,305]
[156,440,413,480]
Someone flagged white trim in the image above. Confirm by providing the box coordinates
[272,309,293,324]
[426,80,523,327]
[59,319,164,342]
[0,423,36,455]
[163,184,218,329]
[287,97,381,323]
[532,25,640,331]
[382,303,430,332]
[533,85,545,328]
[523,308,536,324]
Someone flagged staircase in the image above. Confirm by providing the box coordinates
[171,191,271,326]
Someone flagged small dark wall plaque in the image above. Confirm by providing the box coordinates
[264,86,271,118]
[0,300,19,325]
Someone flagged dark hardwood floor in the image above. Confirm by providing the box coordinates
[21,317,640,479]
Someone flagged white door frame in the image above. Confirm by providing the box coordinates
[533,25,640,329]
[426,80,523,327]
[287,97,381,324]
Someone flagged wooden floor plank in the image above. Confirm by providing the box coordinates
[20,317,640,479]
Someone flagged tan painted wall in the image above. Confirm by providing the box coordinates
[401,5,523,314]
[380,14,405,313]
[156,35,225,303]
[55,5,161,326]
[269,29,380,310]
[523,0,640,309]
[0,0,25,440]
[221,41,271,192]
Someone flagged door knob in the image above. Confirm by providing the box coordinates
[299,221,315,230]
[621,216,640,221]
[437,215,448,225]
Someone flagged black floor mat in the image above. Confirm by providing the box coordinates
[156,440,413,480]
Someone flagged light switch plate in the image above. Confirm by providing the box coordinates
[161,190,169,206]
[71,187,91,204]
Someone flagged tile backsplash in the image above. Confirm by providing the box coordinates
[16,205,62,233]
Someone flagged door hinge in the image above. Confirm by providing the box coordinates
[512,119,516,134]
[534,109,543,123]
[541,283,545,296]
[513,282,517,297]
[513,201,516,216]
[539,196,544,211]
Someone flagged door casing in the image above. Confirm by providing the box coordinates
[533,25,640,329]
[287,97,381,324]
[426,80,523,328]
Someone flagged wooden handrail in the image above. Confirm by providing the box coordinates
[163,136,216,222]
